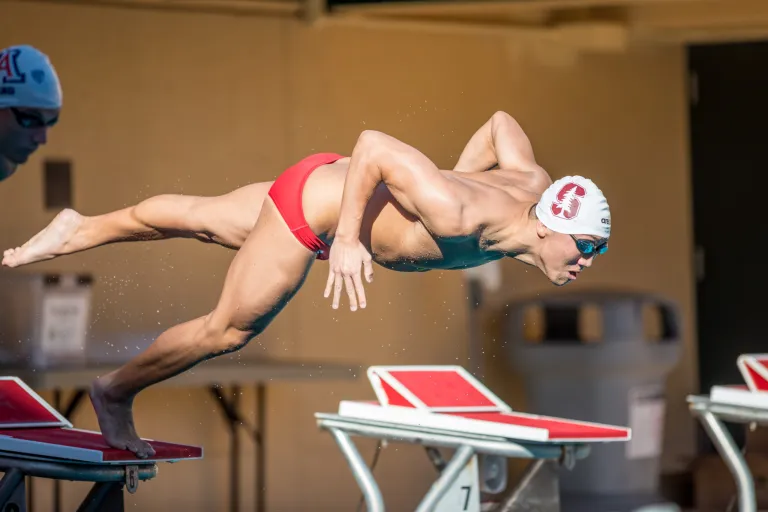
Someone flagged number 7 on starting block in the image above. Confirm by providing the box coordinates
[435,454,481,512]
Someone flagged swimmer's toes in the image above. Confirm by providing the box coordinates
[124,440,143,456]
[2,254,17,267]
[126,439,154,459]
[140,441,156,458]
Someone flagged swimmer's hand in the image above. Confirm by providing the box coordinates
[324,236,374,311]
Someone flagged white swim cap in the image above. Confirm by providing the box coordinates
[535,175,611,238]
[0,45,62,110]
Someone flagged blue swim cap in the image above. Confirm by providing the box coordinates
[0,45,62,110]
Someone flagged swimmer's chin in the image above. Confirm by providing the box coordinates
[548,273,575,287]
[0,158,18,182]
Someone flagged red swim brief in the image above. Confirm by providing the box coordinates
[268,152,346,260]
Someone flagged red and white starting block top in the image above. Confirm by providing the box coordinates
[338,366,631,443]
[709,354,768,409]
[0,377,202,464]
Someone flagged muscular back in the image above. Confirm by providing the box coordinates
[301,159,544,272]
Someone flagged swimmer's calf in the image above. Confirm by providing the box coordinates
[1,190,262,268]
[1,205,170,268]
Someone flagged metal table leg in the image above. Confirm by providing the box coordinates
[231,385,241,512]
[256,383,266,512]
[415,445,475,512]
[328,428,385,512]
[697,410,756,512]
[209,384,266,512]
[76,481,126,512]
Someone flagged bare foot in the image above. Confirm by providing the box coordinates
[2,209,84,268]
[89,378,156,459]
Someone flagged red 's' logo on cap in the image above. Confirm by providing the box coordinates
[551,182,586,220]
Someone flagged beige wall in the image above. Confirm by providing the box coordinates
[0,2,694,510]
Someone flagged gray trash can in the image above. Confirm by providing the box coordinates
[505,289,682,510]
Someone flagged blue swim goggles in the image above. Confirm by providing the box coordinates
[570,235,608,257]
[11,108,59,129]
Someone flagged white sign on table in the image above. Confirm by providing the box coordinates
[626,384,666,460]
[34,287,91,366]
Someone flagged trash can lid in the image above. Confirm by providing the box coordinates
[503,286,677,309]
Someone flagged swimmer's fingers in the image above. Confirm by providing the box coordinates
[323,267,335,299]
[332,272,344,309]
[324,240,371,310]
[351,271,367,310]
[363,254,374,284]
[343,274,359,311]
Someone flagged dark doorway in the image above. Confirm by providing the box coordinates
[688,41,768,450]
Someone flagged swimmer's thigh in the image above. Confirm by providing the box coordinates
[190,182,275,248]
[208,196,316,339]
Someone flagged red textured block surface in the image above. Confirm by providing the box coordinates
[387,370,496,408]
[747,364,768,391]
[0,379,64,427]
[380,380,414,407]
[449,412,630,440]
[0,428,202,461]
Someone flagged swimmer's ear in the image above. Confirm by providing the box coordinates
[536,220,549,239]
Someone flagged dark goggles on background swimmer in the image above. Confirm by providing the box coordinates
[11,108,59,129]
[570,234,608,256]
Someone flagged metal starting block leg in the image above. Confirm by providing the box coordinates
[0,455,157,512]
[330,428,385,512]
[329,427,482,512]
[0,467,26,512]
[76,482,125,512]
[695,408,756,512]
[700,411,755,512]
[415,445,476,512]
[497,459,561,512]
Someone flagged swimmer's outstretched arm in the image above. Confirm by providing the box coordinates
[453,110,540,174]
[325,129,477,309]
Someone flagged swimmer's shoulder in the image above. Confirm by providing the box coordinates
[492,162,551,198]
[453,165,547,200]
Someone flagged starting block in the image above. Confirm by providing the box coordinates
[316,366,631,512]
[0,376,202,511]
[688,354,768,512]
[707,354,768,409]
